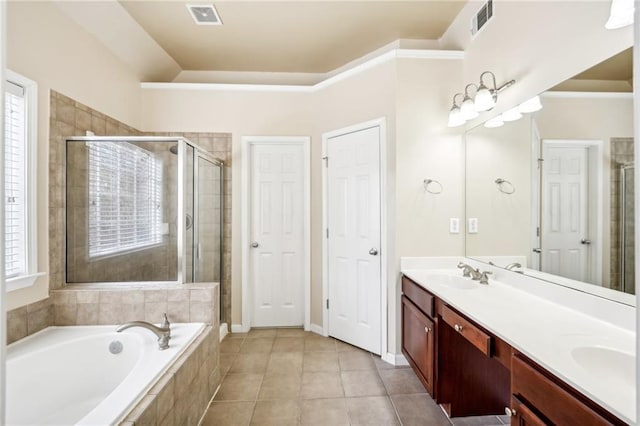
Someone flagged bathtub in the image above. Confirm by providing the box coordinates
[7,323,205,425]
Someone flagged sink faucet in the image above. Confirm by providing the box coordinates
[505,262,522,271]
[479,271,492,285]
[457,262,481,280]
[117,313,171,350]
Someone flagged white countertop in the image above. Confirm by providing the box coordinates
[401,261,636,425]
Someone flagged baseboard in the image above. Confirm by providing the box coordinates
[219,323,229,342]
[381,352,409,366]
[230,324,245,333]
[309,323,325,336]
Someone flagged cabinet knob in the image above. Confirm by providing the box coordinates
[424,326,431,333]
[454,324,463,332]
[505,407,516,417]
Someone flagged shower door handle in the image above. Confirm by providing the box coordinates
[251,242,260,248]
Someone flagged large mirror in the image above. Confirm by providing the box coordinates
[465,46,635,304]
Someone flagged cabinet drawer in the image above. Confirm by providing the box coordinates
[440,304,491,356]
[512,354,620,425]
[402,276,434,318]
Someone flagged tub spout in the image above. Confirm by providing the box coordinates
[116,314,171,350]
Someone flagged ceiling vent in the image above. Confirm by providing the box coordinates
[187,4,222,26]
[471,0,493,37]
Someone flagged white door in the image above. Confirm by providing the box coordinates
[541,144,590,282]
[250,143,305,327]
[326,126,381,354]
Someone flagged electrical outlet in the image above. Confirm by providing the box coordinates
[468,218,479,234]
[449,218,460,234]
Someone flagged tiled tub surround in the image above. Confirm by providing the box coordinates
[6,297,53,344]
[49,90,233,326]
[7,323,208,425]
[123,324,222,426]
[52,283,220,327]
[401,257,636,424]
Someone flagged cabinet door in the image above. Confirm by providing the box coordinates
[510,396,547,426]
[401,295,435,395]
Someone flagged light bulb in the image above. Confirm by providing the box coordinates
[518,96,542,113]
[460,96,479,120]
[484,115,504,128]
[501,107,522,122]
[474,86,496,111]
[448,106,465,128]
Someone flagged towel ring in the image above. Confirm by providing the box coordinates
[495,178,515,194]
[423,179,443,194]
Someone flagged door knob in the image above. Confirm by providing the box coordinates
[250,242,259,248]
[581,239,592,245]
[369,248,379,256]
[532,248,541,253]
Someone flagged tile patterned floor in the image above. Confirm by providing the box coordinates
[201,328,511,426]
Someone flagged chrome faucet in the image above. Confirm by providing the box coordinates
[457,262,481,280]
[479,271,492,285]
[505,262,522,271]
[117,313,171,350]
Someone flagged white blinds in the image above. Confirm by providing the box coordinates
[87,141,163,258]
[5,81,27,278]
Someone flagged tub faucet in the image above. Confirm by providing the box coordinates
[457,262,481,280]
[117,314,171,350]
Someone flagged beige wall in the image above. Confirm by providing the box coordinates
[6,1,143,310]
[141,61,398,331]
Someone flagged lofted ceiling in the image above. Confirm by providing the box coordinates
[118,1,466,73]
[550,47,633,92]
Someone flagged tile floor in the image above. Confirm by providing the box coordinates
[201,328,511,426]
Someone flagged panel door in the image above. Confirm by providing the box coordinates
[250,143,305,327]
[541,145,589,282]
[327,126,381,354]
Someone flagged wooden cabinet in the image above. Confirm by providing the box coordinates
[401,295,435,395]
[401,276,436,397]
[510,354,625,426]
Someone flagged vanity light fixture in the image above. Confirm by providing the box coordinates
[518,95,543,113]
[501,107,523,122]
[447,72,515,127]
[484,115,504,128]
[605,0,634,29]
[447,93,466,127]
[460,84,480,120]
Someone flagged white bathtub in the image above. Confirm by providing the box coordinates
[7,323,205,425]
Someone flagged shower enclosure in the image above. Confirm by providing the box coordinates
[65,137,224,313]
[619,163,635,294]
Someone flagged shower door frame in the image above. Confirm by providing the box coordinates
[619,163,634,293]
[65,136,224,287]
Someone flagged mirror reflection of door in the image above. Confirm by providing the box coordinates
[538,140,602,284]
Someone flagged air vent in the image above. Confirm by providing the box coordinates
[187,4,222,26]
[471,0,493,37]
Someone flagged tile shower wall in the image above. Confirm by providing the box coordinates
[49,91,232,325]
[609,138,634,292]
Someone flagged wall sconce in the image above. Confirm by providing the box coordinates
[448,71,515,127]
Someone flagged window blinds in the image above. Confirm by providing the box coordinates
[87,141,163,258]
[5,81,27,278]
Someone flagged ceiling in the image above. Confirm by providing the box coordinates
[550,47,633,92]
[119,1,466,73]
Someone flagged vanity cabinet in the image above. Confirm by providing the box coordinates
[401,277,436,396]
[510,354,625,426]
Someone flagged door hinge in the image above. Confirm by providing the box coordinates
[537,158,544,169]
[326,299,329,309]
[326,228,329,239]
[322,156,328,167]
[536,227,540,237]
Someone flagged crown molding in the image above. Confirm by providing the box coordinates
[141,48,464,93]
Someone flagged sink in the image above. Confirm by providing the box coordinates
[571,346,635,391]
[423,274,477,290]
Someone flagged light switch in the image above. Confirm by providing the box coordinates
[449,218,460,234]
[468,218,478,234]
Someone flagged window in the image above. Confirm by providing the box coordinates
[4,70,41,291]
[87,141,163,258]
